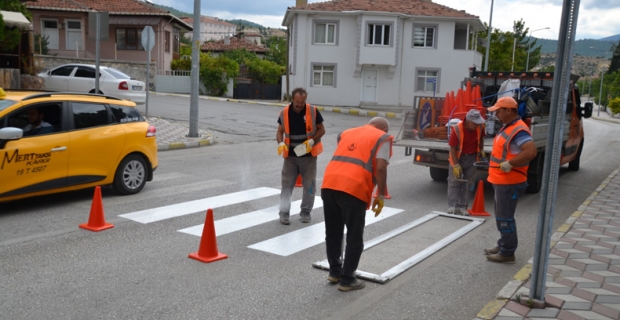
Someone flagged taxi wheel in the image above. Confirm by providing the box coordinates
[113,154,147,195]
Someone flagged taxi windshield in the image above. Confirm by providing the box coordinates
[0,99,17,112]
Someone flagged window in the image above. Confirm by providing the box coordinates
[413,26,436,48]
[416,69,439,92]
[43,20,57,29]
[173,28,180,55]
[67,21,81,30]
[116,28,144,50]
[312,64,335,87]
[74,67,95,78]
[110,105,143,124]
[165,31,170,53]
[72,103,109,130]
[367,23,391,46]
[51,66,75,77]
[314,22,336,44]
[3,104,63,135]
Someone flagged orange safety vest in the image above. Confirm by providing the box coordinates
[487,119,530,185]
[279,104,323,158]
[449,121,484,166]
[322,124,393,208]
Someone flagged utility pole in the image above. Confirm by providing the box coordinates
[484,0,494,71]
[598,68,605,116]
[189,0,201,137]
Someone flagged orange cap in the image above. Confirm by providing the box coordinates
[488,97,517,112]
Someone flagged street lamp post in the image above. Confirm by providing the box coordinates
[525,27,550,71]
[483,0,494,71]
[598,69,606,116]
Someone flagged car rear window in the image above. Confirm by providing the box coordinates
[105,68,131,80]
[109,105,143,123]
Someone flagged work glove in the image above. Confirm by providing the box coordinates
[479,151,487,161]
[452,164,462,178]
[500,161,513,173]
[277,142,288,156]
[372,195,385,217]
[303,139,314,153]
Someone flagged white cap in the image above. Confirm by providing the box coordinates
[466,109,485,124]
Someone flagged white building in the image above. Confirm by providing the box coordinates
[282,0,485,108]
[182,16,237,42]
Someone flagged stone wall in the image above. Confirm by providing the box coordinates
[35,55,156,90]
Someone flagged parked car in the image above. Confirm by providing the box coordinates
[0,88,158,203]
[38,64,147,105]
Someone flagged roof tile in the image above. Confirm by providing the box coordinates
[291,0,478,19]
[25,0,169,14]
[201,37,266,53]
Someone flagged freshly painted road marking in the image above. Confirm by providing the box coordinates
[178,197,323,236]
[248,207,404,256]
[119,187,280,224]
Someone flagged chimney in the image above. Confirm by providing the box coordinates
[296,0,307,7]
[224,35,230,45]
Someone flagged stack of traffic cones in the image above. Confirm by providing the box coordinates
[189,209,228,263]
[79,186,114,232]
[468,180,490,217]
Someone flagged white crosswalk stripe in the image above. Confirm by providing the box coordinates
[178,197,323,237]
[247,207,404,256]
[119,187,280,224]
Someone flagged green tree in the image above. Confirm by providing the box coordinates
[0,0,32,52]
[220,49,258,65]
[170,51,239,96]
[34,33,50,55]
[265,36,286,66]
[607,41,620,74]
[477,19,543,71]
[245,58,283,84]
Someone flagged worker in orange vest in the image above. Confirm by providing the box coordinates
[276,87,325,225]
[321,117,392,291]
[447,109,486,215]
[484,97,537,264]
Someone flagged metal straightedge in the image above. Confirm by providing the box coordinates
[312,212,485,284]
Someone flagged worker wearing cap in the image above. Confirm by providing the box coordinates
[447,109,486,215]
[484,97,537,264]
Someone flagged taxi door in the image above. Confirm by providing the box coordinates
[0,125,69,198]
[67,102,125,184]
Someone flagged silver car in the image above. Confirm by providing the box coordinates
[39,64,146,105]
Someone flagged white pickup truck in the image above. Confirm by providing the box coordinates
[393,71,592,194]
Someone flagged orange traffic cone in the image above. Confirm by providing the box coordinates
[468,180,491,217]
[189,209,228,263]
[79,186,114,232]
[373,186,392,199]
[295,174,302,187]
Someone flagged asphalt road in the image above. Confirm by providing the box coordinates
[1,97,619,319]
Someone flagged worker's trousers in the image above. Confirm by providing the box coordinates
[321,188,367,285]
[492,182,527,256]
[279,155,317,216]
[447,154,477,209]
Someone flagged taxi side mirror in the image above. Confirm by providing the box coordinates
[0,127,23,149]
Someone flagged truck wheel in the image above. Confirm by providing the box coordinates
[430,167,449,182]
[113,154,147,195]
[526,152,544,194]
[568,139,583,171]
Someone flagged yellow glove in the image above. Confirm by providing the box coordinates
[372,195,384,217]
[452,164,462,178]
[479,150,487,161]
[500,161,513,172]
[277,142,288,156]
[303,139,314,153]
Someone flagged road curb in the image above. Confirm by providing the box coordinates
[474,168,620,320]
[591,115,620,124]
[151,92,403,119]
[157,134,214,151]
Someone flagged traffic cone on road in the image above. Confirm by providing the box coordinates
[468,180,491,217]
[373,186,392,199]
[189,209,228,263]
[79,186,114,232]
[295,174,303,187]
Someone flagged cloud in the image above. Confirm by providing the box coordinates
[152,0,620,40]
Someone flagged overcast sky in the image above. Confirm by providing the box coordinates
[154,0,619,40]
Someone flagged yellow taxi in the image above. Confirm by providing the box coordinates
[0,89,158,202]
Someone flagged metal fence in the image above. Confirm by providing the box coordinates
[233,82,282,100]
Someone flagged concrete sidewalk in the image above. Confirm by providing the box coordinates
[146,92,403,151]
[476,107,620,320]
